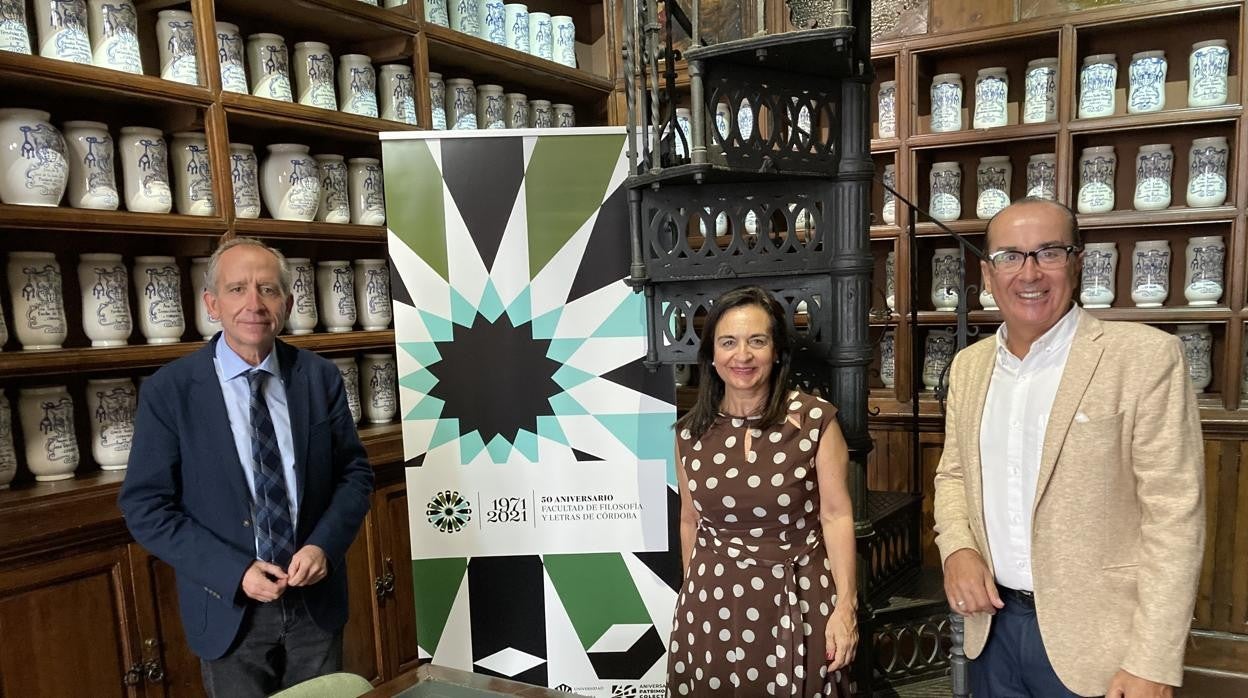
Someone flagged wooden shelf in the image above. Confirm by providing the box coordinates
[0,204,227,236]
[1076,206,1238,229]
[913,306,1233,326]
[222,92,419,143]
[423,23,612,105]
[282,329,396,353]
[908,123,1060,150]
[211,0,418,37]
[234,218,387,243]
[1069,105,1243,134]
[0,52,214,107]
[871,138,901,152]
[913,219,988,237]
[871,225,903,239]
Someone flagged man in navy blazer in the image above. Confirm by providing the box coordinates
[119,238,374,697]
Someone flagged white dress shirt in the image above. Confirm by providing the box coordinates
[979,305,1081,591]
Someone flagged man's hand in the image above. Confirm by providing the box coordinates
[241,561,288,602]
[1106,669,1174,697]
[943,548,1004,616]
[287,545,329,587]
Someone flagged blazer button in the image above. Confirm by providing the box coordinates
[243,519,251,527]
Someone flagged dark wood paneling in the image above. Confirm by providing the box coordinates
[128,546,206,698]
[343,514,385,684]
[928,0,1015,35]
[377,481,420,675]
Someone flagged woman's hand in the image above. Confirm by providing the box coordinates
[824,603,858,672]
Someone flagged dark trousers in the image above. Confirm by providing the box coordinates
[969,587,1084,698]
[199,591,342,698]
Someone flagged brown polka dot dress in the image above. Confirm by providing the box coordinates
[667,391,851,697]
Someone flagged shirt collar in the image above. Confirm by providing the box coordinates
[995,303,1081,362]
[215,335,282,381]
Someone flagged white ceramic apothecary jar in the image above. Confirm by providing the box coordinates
[450,0,480,35]
[528,11,552,60]
[229,143,261,219]
[216,22,248,93]
[88,0,142,74]
[930,73,962,133]
[1025,153,1056,200]
[118,126,171,213]
[429,72,447,130]
[63,120,118,210]
[554,103,575,127]
[1187,136,1229,208]
[505,92,528,129]
[529,99,551,128]
[879,330,895,389]
[1184,235,1225,306]
[551,15,575,67]
[0,396,16,489]
[1175,324,1213,392]
[360,353,397,423]
[314,154,350,224]
[354,259,392,330]
[261,143,320,221]
[1133,143,1173,211]
[85,377,135,469]
[78,252,131,346]
[247,33,293,101]
[929,161,961,222]
[338,54,379,118]
[922,330,954,391]
[133,255,183,343]
[0,0,32,54]
[170,131,214,216]
[190,256,219,339]
[447,77,477,129]
[1189,39,1230,108]
[1076,145,1116,214]
[156,9,198,84]
[286,257,318,335]
[0,108,68,207]
[673,107,692,158]
[1130,239,1170,308]
[975,155,1011,219]
[426,0,450,26]
[1078,53,1117,118]
[877,80,896,138]
[1023,57,1057,124]
[882,163,896,225]
[1080,241,1118,308]
[972,67,1008,129]
[479,0,505,45]
[476,83,506,129]
[379,64,418,125]
[35,0,90,64]
[332,357,362,423]
[1127,50,1167,114]
[885,250,896,311]
[348,157,385,226]
[931,247,961,311]
[505,3,528,52]
[317,260,356,332]
[293,41,337,110]
[979,286,997,311]
[7,251,68,350]
[19,385,78,481]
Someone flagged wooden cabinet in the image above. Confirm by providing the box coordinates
[375,479,421,676]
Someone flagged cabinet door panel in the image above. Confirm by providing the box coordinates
[129,546,206,698]
[342,513,384,683]
[379,483,420,673]
[0,547,140,698]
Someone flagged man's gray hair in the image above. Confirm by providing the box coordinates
[203,237,293,297]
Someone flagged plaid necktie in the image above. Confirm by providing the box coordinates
[247,369,295,569]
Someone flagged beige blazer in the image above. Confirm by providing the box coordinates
[933,311,1205,696]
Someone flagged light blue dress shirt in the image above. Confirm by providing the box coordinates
[213,338,301,554]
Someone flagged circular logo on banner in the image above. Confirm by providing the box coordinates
[426,490,473,533]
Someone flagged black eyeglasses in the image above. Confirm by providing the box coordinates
[986,245,1081,273]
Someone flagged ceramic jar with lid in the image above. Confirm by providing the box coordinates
[930,73,963,133]
[1077,145,1116,214]
[1189,39,1230,107]
[1023,57,1057,124]
[972,67,1008,129]
[1079,53,1117,118]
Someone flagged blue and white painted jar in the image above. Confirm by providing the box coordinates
[338,54,378,118]
[972,66,1008,129]
[1076,145,1115,214]
[1127,50,1167,114]
[975,155,1011,220]
[881,163,896,225]
[673,107,691,158]
[1189,39,1229,107]
[87,0,142,74]
[0,0,31,54]
[216,22,248,93]
[132,255,183,343]
[293,41,337,110]
[1023,57,1057,124]
[354,259,392,331]
[331,357,362,423]
[877,80,896,138]
[425,0,449,27]
[922,330,954,391]
[1078,53,1117,118]
[63,119,118,210]
[1175,324,1212,391]
[0,397,17,490]
[286,258,318,335]
[18,385,78,480]
[1025,152,1056,200]
[429,72,447,130]
[528,11,552,60]
[314,154,349,224]
[34,0,90,64]
[261,143,319,221]
[504,4,529,52]
[476,83,506,129]
[316,260,356,332]
[1080,241,1117,308]
[715,102,731,142]
[449,0,479,36]
[348,157,385,225]
[247,33,293,101]
[1130,239,1170,307]
[930,247,961,311]
[505,92,528,128]
[0,108,68,207]
[229,143,260,219]
[1133,142,1173,211]
[156,9,198,84]
[528,98,551,127]
[479,0,505,44]
[379,64,417,125]
[929,72,962,133]
[447,77,477,129]
[361,353,397,423]
[77,253,131,346]
[929,161,961,222]
[884,250,896,310]
[551,15,575,67]
[85,377,136,468]
[880,330,895,388]
[170,131,214,216]
[1184,235,1225,307]
[118,126,170,213]
[1187,136,1229,208]
[554,103,574,128]
[7,251,68,350]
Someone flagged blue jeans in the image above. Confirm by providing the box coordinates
[199,591,342,698]
[969,587,1083,697]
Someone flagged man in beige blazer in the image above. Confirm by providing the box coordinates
[933,198,1204,697]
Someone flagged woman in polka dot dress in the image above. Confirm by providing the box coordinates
[667,287,857,697]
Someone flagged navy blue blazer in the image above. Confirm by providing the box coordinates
[118,335,374,660]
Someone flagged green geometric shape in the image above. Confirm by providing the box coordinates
[399,369,438,393]
[400,341,443,367]
[504,287,533,326]
[449,287,477,328]
[412,557,468,656]
[485,433,512,463]
[513,428,539,461]
[429,418,461,449]
[418,310,455,342]
[592,292,646,338]
[543,553,651,650]
[545,338,584,363]
[478,279,505,322]
[552,364,595,391]
[531,306,563,339]
[382,140,448,282]
[525,134,627,278]
[405,393,445,420]
[548,392,588,415]
[459,430,486,463]
[536,415,569,446]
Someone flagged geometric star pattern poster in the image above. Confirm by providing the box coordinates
[380,128,681,695]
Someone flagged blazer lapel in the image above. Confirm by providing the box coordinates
[963,339,996,546]
[190,339,252,509]
[278,340,310,506]
[1033,312,1105,513]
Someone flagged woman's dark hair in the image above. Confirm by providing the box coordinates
[676,286,794,440]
